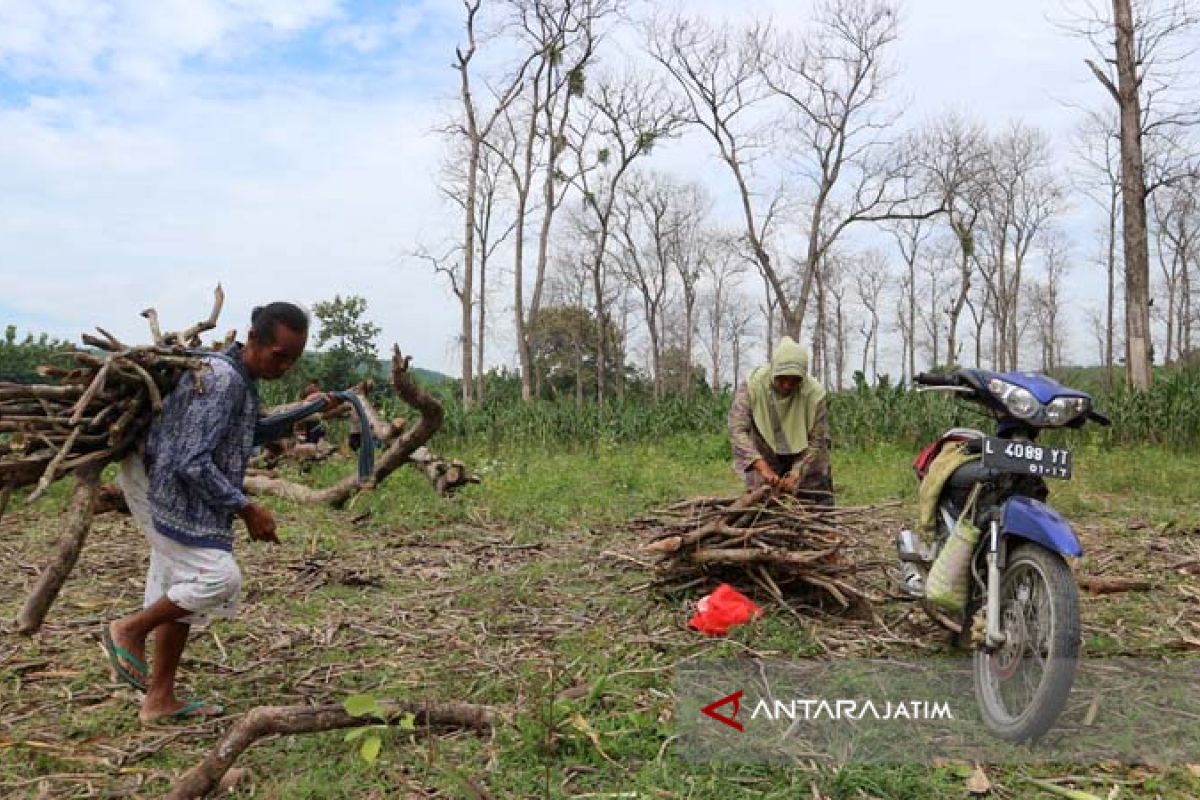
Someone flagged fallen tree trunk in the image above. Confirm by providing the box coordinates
[15,465,101,634]
[410,446,481,497]
[167,699,503,800]
[242,347,460,507]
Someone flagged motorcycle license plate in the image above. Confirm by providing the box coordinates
[981,438,1072,480]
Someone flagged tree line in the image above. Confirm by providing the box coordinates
[418,0,1199,406]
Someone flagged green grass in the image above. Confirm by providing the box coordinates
[422,362,1200,452]
[2,438,1199,798]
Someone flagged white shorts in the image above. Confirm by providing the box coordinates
[118,455,242,627]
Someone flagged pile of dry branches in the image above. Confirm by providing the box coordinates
[0,288,229,502]
[634,487,895,609]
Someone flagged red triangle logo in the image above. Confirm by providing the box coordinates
[701,690,745,732]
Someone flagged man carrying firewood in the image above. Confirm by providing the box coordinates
[101,302,340,724]
[728,336,834,506]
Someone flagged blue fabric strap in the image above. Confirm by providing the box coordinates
[336,390,375,486]
[255,390,377,485]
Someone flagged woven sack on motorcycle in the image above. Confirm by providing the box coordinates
[917,442,979,533]
[924,484,982,613]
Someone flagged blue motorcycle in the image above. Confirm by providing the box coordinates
[901,369,1110,742]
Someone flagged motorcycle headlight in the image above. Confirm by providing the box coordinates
[987,378,1041,419]
[1045,396,1089,426]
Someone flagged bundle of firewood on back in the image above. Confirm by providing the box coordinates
[0,287,230,503]
[632,486,895,609]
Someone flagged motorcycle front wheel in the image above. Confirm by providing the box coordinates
[972,542,1080,743]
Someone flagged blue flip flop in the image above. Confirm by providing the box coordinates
[100,626,148,692]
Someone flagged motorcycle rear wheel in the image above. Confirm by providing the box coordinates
[973,542,1080,743]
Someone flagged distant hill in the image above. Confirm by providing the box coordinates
[406,365,453,385]
[365,357,451,386]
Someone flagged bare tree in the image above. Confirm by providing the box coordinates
[698,234,747,394]
[426,131,517,404]
[612,172,673,397]
[567,74,685,400]
[1027,231,1072,371]
[758,269,780,359]
[666,183,711,393]
[962,263,994,368]
[888,215,932,381]
[724,290,757,389]
[1072,109,1125,387]
[1063,0,1200,387]
[828,258,850,390]
[490,0,619,402]
[917,242,957,368]
[1153,172,1200,361]
[757,0,938,336]
[527,0,617,395]
[853,249,889,382]
[913,113,989,368]
[972,123,1063,370]
[647,14,789,331]
[452,0,535,407]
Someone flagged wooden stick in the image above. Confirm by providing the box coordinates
[641,487,771,554]
[140,308,165,345]
[690,545,840,566]
[68,360,111,425]
[1077,576,1151,595]
[93,327,127,350]
[178,284,225,346]
[0,384,84,401]
[166,699,501,800]
[15,465,101,634]
[115,356,163,414]
[27,425,82,503]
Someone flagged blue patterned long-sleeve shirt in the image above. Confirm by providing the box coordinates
[144,344,294,552]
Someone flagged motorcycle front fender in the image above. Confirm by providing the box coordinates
[1000,496,1083,558]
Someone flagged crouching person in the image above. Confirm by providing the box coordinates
[728,336,834,506]
[102,302,338,723]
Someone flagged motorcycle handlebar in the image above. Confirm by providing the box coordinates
[914,372,958,387]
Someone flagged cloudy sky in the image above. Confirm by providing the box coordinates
[0,0,1132,375]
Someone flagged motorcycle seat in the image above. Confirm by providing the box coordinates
[946,459,994,490]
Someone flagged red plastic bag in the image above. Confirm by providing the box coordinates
[688,584,763,636]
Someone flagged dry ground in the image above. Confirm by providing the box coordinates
[2,443,1199,799]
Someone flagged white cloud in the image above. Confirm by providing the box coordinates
[0,0,343,87]
[324,2,436,54]
[0,68,463,374]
